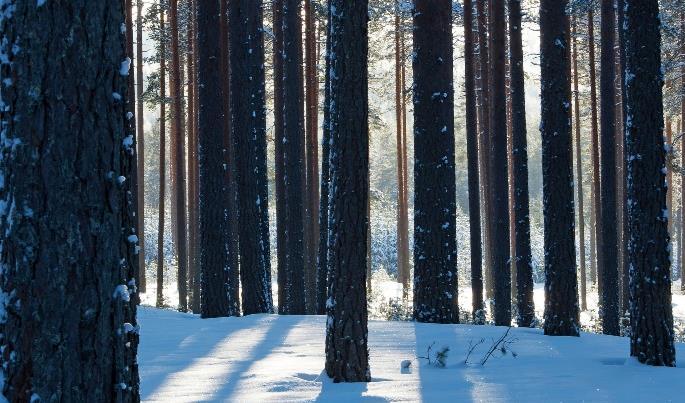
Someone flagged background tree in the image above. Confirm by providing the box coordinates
[136,0,147,294]
[539,0,580,337]
[157,4,167,308]
[588,6,601,289]
[0,1,139,399]
[624,0,676,367]
[325,0,371,382]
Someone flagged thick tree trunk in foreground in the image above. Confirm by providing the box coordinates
[509,0,534,327]
[0,2,140,400]
[624,0,676,367]
[539,0,580,337]
[324,0,371,382]
[412,0,458,324]
[229,0,273,315]
[464,0,484,323]
[197,0,235,318]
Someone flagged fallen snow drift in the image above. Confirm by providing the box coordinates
[139,307,685,402]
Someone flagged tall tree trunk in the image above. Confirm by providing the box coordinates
[187,0,200,314]
[476,0,494,304]
[616,0,629,317]
[280,0,306,314]
[681,11,685,293]
[624,0,675,366]
[412,0,458,324]
[229,0,274,315]
[325,0,371,382]
[539,0,580,337]
[157,4,167,309]
[571,16,588,312]
[136,0,147,294]
[0,2,140,399]
[588,8,601,289]
[316,6,332,314]
[196,0,236,318]
[599,0,619,336]
[509,0,534,327]
[464,0,484,323]
[395,2,411,298]
[304,0,319,314]
[169,0,188,312]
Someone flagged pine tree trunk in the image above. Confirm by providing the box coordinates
[509,0,534,327]
[324,0,371,382]
[624,0,675,366]
[412,0,458,324]
[539,0,580,337]
[280,0,306,314]
[157,4,167,309]
[316,8,332,315]
[196,0,235,318]
[571,16,588,312]
[187,0,200,314]
[598,0,619,336]
[588,8,602,289]
[229,0,273,315]
[681,11,685,293]
[136,0,147,294]
[0,2,140,399]
[616,0,629,316]
[464,0,484,323]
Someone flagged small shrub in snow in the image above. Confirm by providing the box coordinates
[418,341,450,368]
[480,327,518,366]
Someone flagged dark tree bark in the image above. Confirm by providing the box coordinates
[539,0,580,337]
[395,1,411,298]
[509,0,534,327]
[624,0,676,367]
[598,0,619,336]
[316,7,332,315]
[412,0,458,324]
[136,0,146,294]
[486,0,510,326]
[571,16,588,312]
[324,0,371,382]
[279,0,306,314]
[187,0,200,314]
[304,0,320,314]
[169,0,188,312]
[464,0,484,323]
[476,0,494,303]
[616,0,629,316]
[229,0,273,315]
[196,0,236,318]
[157,4,167,309]
[588,8,602,288]
[0,1,140,400]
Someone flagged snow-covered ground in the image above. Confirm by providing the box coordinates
[139,307,685,402]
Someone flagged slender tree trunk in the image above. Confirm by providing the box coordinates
[187,0,200,314]
[509,0,534,327]
[0,2,140,399]
[157,5,167,309]
[624,0,675,366]
[464,0,484,323]
[588,8,601,289]
[540,0,580,337]
[136,0,147,294]
[229,0,274,315]
[616,0,629,316]
[169,0,188,312]
[324,0,371,382]
[571,16,588,312]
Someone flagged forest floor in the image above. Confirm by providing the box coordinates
[138,297,685,402]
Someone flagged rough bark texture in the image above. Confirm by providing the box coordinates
[412,0,458,324]
[624,0,676,367]
[463,0,484,323]
[509,0,534,327]
[599,0,619,336]
[187,0,200,314]
[316,7,332,315]
[0,1,140,400]
[197,0,236,318]
[571,16,588,312]
[324,0,371,382]
[229,0,273,315]
[539,0,580,337]
[280,0,306,314]
[157,5,167,309]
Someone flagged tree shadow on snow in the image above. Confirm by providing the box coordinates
[312,369,386,402]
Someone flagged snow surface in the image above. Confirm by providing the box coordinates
[139,307,685,402]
